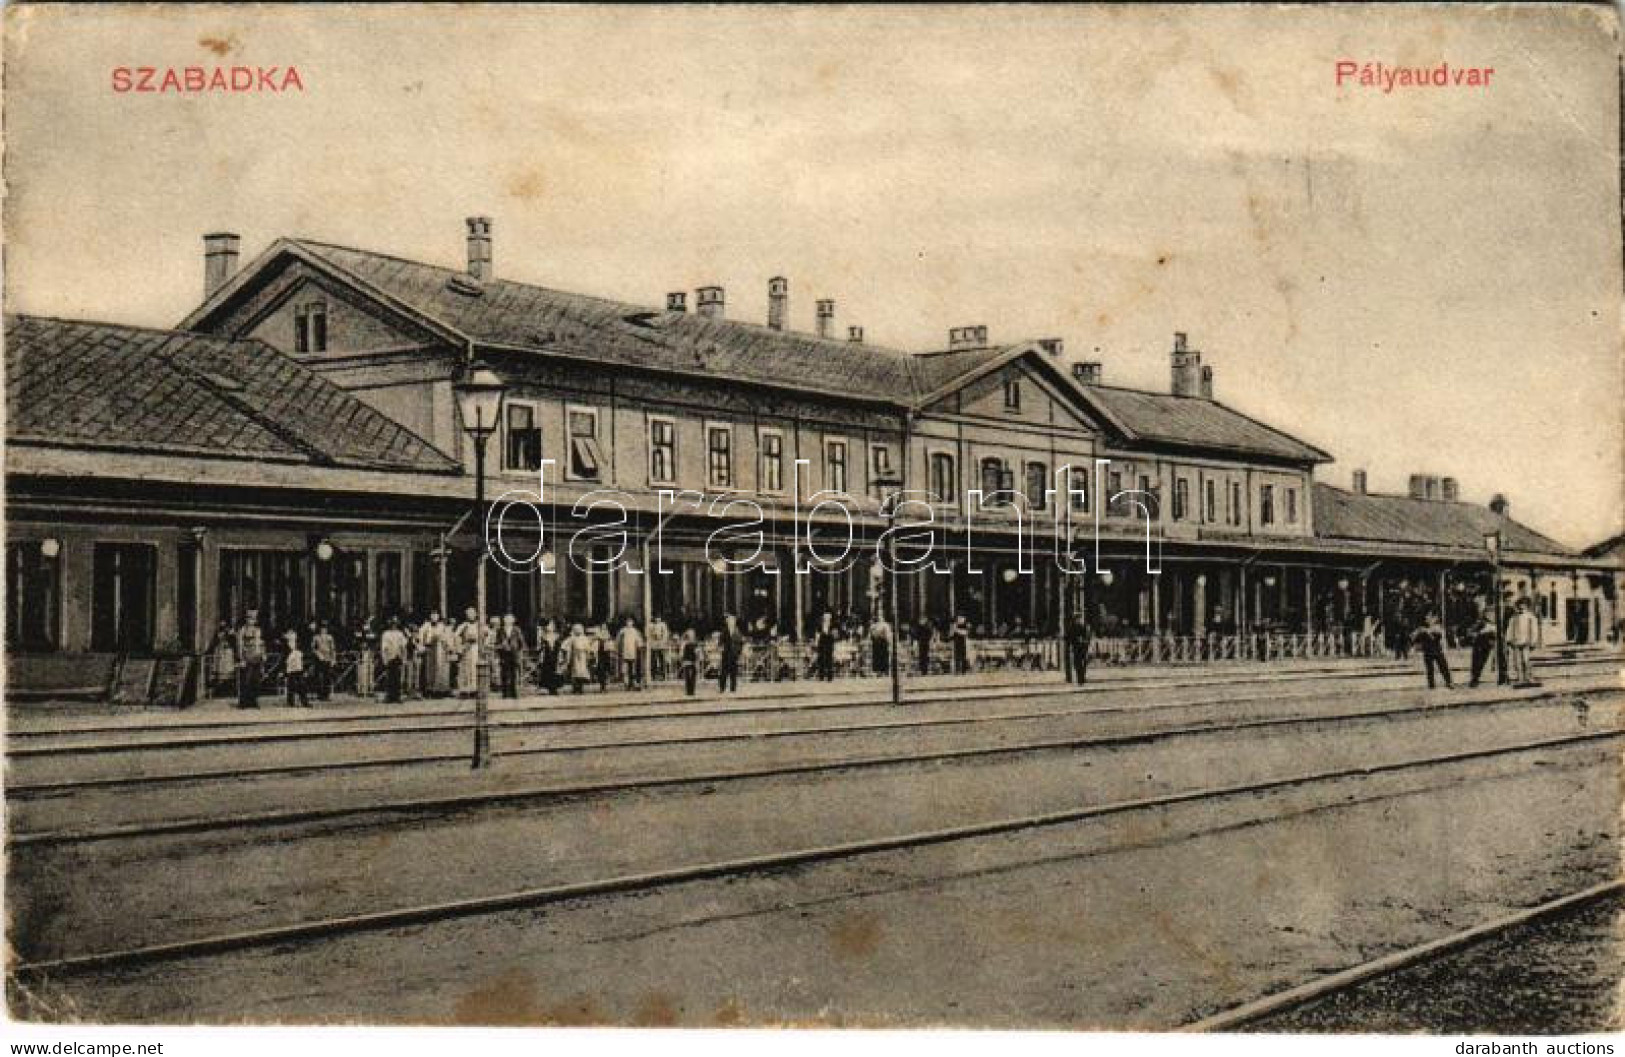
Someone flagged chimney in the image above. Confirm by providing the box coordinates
[1441,477,1459,502]
[696,286,724,320]
[1170,331,1202,397]
[1199,365,1214,400]
[848,326,864,343]
[1351,469,1368,495]
[948,325,988,351]
[1408,474,1427,499]
[465,216,493,281]
[203,232,241,298]
[1489,493,1510,516]
[815,299,835,339]
[1038,338,1064,357]
[666,291,688,313]
[1072,361,1103,385]
[767,276,788,331]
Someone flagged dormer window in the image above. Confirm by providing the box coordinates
[1003,378,1021,410]
[294,301,328,354]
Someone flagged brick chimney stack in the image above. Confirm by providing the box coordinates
[1489,493,1510,516]
[666,292,688,313]
[948,325,988,351]
[1170,331,1203,397]
[815,299,835,339]
[848,326,864,343]
[1352,469,1368,494]
[696,286,725,320]
[767,277,788,331]
[465,216,493,281]
[1441,477,1460,502]
[1072,362,1103,385]
[203,232,241,298]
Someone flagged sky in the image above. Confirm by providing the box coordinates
[4,3,1621,547]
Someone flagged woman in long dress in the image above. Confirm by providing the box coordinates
[418,614,451,697]
[535,619,563,695]
[563,623,593,693]
[455,607,482,696]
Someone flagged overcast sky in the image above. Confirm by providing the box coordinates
[5,3,1621,546]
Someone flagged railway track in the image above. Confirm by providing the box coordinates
[9,674,1618,846]
[9,663,1611,795]
[11,726,1618,981]
[1183,879,1625,1031]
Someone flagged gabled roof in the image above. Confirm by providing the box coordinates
[1069,383,1332,464]
[182,236,1330,463]
[5,315,458,474]
[1581,532,1625,559]
[1312,482,1573,558]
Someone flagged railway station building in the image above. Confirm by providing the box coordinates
[5,218,1621,694]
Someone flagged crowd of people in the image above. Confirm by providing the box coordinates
[206,606,1091,709]
[1381,596,1547,691]
[204,592,1549,708]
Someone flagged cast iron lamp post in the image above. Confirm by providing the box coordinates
[872,468,905,705]
[1484,530,1507,685]
[453,361,507,769]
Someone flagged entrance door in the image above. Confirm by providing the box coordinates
[91,542,156,653]
[1566,598,1591,643]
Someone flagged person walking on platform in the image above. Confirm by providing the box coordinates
[311,623,337,701]
[1066,610,1092,685]
[1467,610,1498,687]
[235,609,265,709]
[1505,597,1542,687]
[535,619,563,695]
[951,616,971,674]
[718,614,743,694]
[1412,611,1454,690]
[814,612,837,682]
[870,614,892,676]
[283,630,312,708]
[679,629,700,697]
[564,623,594,694]
[914,618,934,675]
[497,614,526,699]
[616,616,645,690]
[378,618,409,704]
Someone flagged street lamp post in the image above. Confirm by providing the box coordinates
[1484,530,1507,684]
[453,361,507,769]
[873,469,905,705]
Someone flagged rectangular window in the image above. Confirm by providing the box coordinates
[567,407,603,481]
[1025,461,1048,510]
[1260,484,1276,526]
[1067,465,1091,512]
[1003,378,1021,410]
[6,541,60,652]
[1173,478,1189,521]
[1204,478,1216,523]
[503,403,542,473]
[825,439,849,493]
[1139,474,1156,519]
[870,444,894,495]
[294,301,328,354]
[1229,480,1243,526]
[1108,470,1124,516]
[1286,487,1299,524]
[91,542,157,653]
[648,416,676,485]
[759,429,785,493]
[930,451,957,505]
[707,423,734,489]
